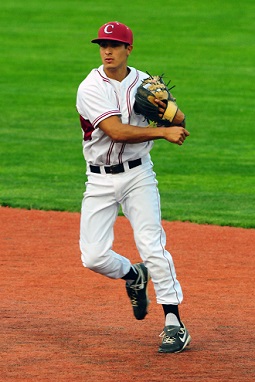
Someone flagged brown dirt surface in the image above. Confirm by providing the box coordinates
[1,207,255,381]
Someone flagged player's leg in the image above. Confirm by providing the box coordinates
[80,172,151,320]
[121,163,191,352]
[79,174,131,278]
[121,163,183,305]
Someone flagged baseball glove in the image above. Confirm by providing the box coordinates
[134,73,185,127]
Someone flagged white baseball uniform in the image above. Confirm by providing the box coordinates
[76,65,183,305]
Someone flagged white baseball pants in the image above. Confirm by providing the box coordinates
[79,155,183,305]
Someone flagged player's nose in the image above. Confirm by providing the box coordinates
[105,47,112,54]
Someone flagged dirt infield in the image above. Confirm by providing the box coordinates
[1,207,255,381]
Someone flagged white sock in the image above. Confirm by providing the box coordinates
[165,313,180,327]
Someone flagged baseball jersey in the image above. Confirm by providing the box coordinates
[76,65,153,166]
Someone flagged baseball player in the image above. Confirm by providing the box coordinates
[76,21,191,353]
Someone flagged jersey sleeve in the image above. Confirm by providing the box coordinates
[76,75,121,128]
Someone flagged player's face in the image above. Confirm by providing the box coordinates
[99,41,132,76]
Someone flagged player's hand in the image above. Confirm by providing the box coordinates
[164,126,190,145]
[154,98,166,118]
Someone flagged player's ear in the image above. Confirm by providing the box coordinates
[127,45,133,55]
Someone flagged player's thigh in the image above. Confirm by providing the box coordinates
[80,176,119,244]
[122,168,162,230]
[122,170,167,261]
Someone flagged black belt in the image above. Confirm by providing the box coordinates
[90,158,142,174]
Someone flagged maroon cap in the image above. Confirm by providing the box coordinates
[91,21,133,45]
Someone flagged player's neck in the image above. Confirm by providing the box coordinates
[104,66,130,82]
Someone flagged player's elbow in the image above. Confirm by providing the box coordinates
[111,133,128,143]
[105,130,128,143]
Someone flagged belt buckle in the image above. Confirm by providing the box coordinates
[109,164,121,174]
[106,163,124,174]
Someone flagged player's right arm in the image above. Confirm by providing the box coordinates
[98,115,190,146]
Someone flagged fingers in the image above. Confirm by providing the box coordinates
[154,98,166,118]
[154,98,165,107]
[164,126,190,145]
[178,128,190,145]
[177,136,185,145]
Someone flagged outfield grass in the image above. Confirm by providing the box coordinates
[0,0,254,227]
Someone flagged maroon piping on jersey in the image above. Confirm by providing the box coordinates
[106,141,114,165]
[96,69,111,83]
[126,69,139,122]
[93,110,120,128]
[117,70,139,164]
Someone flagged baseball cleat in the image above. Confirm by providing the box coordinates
[125,263,150,320]
[158,322,191,353]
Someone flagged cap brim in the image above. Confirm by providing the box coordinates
[91,37,129,44]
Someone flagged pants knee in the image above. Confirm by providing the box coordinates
[79,239,112,273]
[80,246,103,271]
[79,240,131,279]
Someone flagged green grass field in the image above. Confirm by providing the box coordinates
[0,0,254,227]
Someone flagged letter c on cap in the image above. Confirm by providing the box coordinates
[104,24,114,34]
